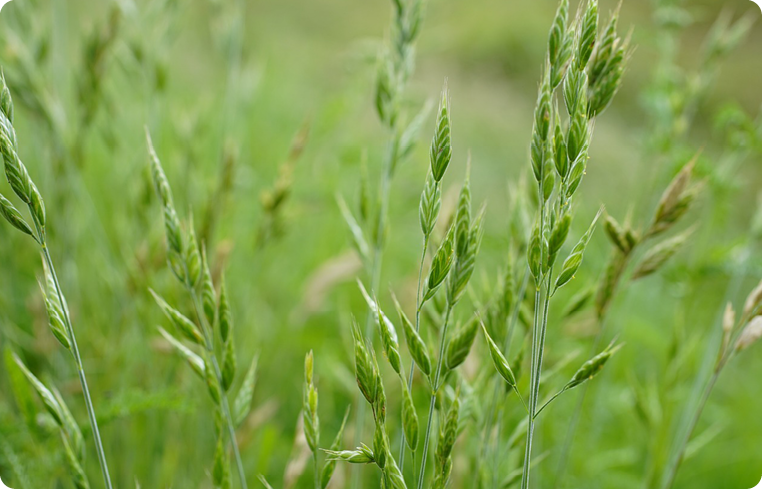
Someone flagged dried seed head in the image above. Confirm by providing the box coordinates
[0,193,35,238]
[430,81,452,182]
[736,316,762,351]
[723,302,736,335]
[603,214,632,255]
[649,158,698,237]
[742,280,762,320]
[631,227,693,280]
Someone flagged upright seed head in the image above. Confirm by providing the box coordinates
[218,276,232,342]
[0,71,13,123]
[735,316,762,352]
[742,280,762,320]
[303,350,319,452]
[575,0,598,69]
[419,172,442,237]
[430,81,452,182]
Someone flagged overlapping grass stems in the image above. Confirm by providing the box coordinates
[661,281,762,488]
[301,351,352,489]
[341,0,426,482]
[0,73,113,488]
[328,83,487,489]
[476,0,632,487]
[553,156,700,484]
[145,130,257,489]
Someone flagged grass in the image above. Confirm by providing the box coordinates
[1,0,761,487]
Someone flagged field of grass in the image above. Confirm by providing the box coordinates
[1,0,761,488]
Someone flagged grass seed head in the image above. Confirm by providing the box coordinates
[0,193,35,238]
[480,320,516,387]
[742,279,762,320]
[401,381,419,451]
[445,316,479,370]
[555,207,602,290]
[736,316,762,351]
[430,82,452,182]
[396,299,432,377]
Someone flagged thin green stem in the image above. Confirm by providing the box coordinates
[352,135,397,488]
[417,303,453,489]
[33,218,113,489]
[481,267,530,488]
[399,233,429,470]
[534,388,567,420]
[187,284,248,489]
[313,450,320,489]
[661,368,721,489]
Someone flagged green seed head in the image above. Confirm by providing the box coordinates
[430,82,452,182]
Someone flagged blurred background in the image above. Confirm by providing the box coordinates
[0,0,760,487]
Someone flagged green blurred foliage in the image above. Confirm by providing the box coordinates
[0,0,761,487]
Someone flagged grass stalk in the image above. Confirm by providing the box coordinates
[398,234,430,470]
[417,302,453,489]
[186,281,248,489]
[32,216,113,489]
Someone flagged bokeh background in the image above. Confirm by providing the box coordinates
[0,0,761,487]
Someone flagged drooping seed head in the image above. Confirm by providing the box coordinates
[480,320,516,387]
[631,227,693,280]
[566,341,621,390]
[0,193,35,238]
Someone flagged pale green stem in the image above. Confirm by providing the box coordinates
[313,450,320,489]
[417,303,453,489]
[351,135,397,489]
[186,282,248,489]
[32,217,113,489]
[399,233,429,470]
